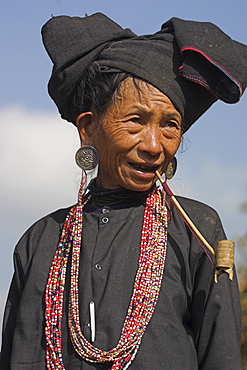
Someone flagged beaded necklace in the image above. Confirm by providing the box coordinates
[45,186,168,369]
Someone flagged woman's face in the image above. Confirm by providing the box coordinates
[78,78,182,191]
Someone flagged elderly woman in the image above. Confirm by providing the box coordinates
[1,13,247,370]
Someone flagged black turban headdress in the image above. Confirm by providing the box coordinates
[42,13,247,132]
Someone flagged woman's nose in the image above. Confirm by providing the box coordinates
[138,127,163,156]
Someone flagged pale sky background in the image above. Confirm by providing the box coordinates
[1,0,247,330]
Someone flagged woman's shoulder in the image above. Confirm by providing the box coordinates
[170,196,226,263]
[176,195,221,221]
[14,206,74,258]
[172,195,224,236]
[26,205,73,233]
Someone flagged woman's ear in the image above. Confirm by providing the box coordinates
[76,112,94,145]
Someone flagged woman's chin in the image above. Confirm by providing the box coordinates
[121,177,157,192]
[126,171,159,191]
[97,168,158,191]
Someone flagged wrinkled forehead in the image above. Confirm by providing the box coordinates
[103,77,182,123]
[113,78,180,107]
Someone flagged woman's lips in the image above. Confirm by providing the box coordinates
[129,162,159,173]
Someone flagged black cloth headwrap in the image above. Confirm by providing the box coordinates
[42,13,247,132]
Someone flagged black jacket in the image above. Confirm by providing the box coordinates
[0,196,242,369]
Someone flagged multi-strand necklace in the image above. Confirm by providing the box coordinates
[45,186,168,369]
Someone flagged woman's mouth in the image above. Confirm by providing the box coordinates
[129,162,159,173]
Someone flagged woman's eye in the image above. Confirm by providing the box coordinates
[163,121,179,129]
[127,117,143,126]
[168,122,176,127]
[130,117,141,123]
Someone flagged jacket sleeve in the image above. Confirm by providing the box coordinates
[0,209,67,369]
[189,210,242,370]
[0,250,25,369]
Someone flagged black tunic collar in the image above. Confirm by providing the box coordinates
[87,178,153,208]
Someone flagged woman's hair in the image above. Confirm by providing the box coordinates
[68,63,132,124]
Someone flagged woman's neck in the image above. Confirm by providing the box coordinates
[88,178,153,207]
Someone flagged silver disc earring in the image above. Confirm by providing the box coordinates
[165,157,177,180]
[75,145,99,170]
